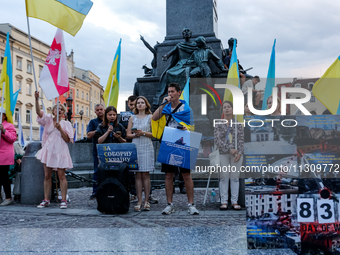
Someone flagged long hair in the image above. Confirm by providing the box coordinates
[222,100,233,110]
[267,96,281,113]
[133,96,152,115]
[102,106,118,127]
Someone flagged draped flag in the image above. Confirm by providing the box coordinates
[25,0,93,36]
[18,108,25,147]
[312,56,340,114]
[262,39,276,110]
[103,39,121,108]
[39,29,69,100]
[0,33,15,124]
[180,78,190,105]
[73,119,78,141]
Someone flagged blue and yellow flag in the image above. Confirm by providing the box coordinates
[313,56,340,114]
[162,100,194,131]
[180,78,190,105]
[262,39,276,110]
[103,39,121,108]
[223,40,240,102]
[0,33,15,124]
[25,0,93,36]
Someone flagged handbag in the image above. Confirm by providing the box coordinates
[209,144,220,167]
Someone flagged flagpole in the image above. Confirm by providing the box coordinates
[57,97,59,123]
[107,78,114,107]
[18,108,22,146]
[29,109,33,142]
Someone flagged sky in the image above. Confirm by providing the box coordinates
[1,0,340,110]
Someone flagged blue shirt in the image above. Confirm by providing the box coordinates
[87,117,103,156]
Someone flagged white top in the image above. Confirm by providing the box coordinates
[242,79,254,95]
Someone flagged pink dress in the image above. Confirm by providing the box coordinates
[36,111,73,169]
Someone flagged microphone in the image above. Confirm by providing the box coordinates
[109,122,113,137]
[160,99,168,106]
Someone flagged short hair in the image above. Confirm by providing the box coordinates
[253,76,260,82]
[52,103,66,115]
[222,100,233,109]
[168,83,181,92]
[133,96,152,115]
[94,103,104,110]
[128,95,137,102]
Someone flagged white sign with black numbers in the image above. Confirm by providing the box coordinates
[317,199,335,224]
[297,198,315,223]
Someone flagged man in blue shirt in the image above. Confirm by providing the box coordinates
[87,103,105,199]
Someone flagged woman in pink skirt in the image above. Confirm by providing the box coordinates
[34,91,73,209]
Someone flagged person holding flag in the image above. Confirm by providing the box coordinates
[35,91,74,209]
[0,108,17,206]
[152,83,199,215]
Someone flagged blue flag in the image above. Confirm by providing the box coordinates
[262,39,276,110]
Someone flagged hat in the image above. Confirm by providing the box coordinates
[0,107,6,114]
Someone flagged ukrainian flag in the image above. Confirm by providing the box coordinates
[180,78,190,105]
[162,100,194,131]
[26,0,93,36]
[223,40,240,102]
[313,56,340,114]
[262,39,276,110]
[103,39,121,108]
[0,33,15,124]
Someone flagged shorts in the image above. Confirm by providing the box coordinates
[161,163,190,173]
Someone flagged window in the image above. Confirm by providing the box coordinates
[311,96,315,102]
[82,91,84,99]
[86,93,88,101]
[98,93,99,99]
[295,84,301,88]
[0,51,4,64]
[15,108,19,122]
[26,109,31,123]
[27,61,32,74]
[269,204,272,209]
[16,57,22,70]
[70,90,73,99]
[287,201,291,207]
[76,89,79,97]
[308,83,314,90]
[269,197,272,201]
[86,107,88,116]
[287,194,290,199]
[17,79,22,92]
[81,106,84,112]
[76,104,79,114]
[39,65,43,77]
[26,82,32,96]
[64,92,67,97]
[94,91,96,98]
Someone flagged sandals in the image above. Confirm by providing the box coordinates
[220,204,228,210]
[143,202,151,211]
[134,204,142,212]
[232,204,241,210]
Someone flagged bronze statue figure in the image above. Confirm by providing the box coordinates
[140,35,159,76]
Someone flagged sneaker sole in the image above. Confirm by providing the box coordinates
[60,206,67,209]
[162,209,175,215]
[188,210,199,215]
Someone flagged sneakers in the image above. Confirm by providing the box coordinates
[148,195,158,204]
[188,204,199,215]
[60,200,67,209]
[0,199,14,206]
[162,203,175,215]
[37,199,50,208]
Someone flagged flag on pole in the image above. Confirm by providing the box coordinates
[223,39,240,102]
[180,77,190,105]
[73,119,78,141]
[312,56,340,114]
[262,39,276,110]
[18,108,25,147]
[25,0,93,36]
[103,39,121,108]
[39,29,69,101]
[0,33,15,124]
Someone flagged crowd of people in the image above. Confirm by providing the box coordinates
[0,80,270,214]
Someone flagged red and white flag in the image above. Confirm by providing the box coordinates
[39,29,69,100]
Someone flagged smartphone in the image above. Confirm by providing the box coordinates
[116,131,122,135]
[131,128,137,131]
